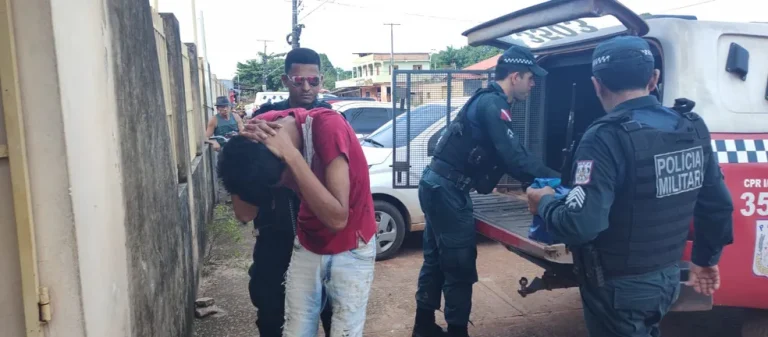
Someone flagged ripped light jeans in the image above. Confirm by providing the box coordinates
[283,236,376,337]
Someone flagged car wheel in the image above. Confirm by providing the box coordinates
[742,310,768,337]
[373,200,406,261]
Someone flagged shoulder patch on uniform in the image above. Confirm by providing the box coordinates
[507,129,514,139]
[500,109,512,122]
[574,160,593,185]
[566,186,586,211]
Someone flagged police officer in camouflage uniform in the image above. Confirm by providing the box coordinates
[247,47,334,337]
[412,45,560,337]
[526,36,735,337]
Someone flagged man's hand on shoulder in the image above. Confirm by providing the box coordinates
[242,119,283,142]
[262,129,300,161]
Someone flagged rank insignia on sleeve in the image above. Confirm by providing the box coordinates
[574,160,593,185]
[500,109,512,122]
[566,186,586,210]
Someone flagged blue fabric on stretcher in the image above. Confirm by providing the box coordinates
[528,178,571,244]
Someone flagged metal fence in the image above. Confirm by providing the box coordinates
[390,69,546,190]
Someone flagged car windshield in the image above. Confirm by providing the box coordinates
[363,104,458,148]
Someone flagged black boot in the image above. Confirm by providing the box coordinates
[447,324,469,337]
[411,309,448,337]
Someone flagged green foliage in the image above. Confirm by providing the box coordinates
[430,45,502,70]
[204,204,244,265]
[335,67,353,81]
[235,52,286,92]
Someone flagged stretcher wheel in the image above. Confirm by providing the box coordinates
[519,277,528,287]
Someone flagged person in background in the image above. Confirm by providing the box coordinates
[205,96,244,152]
[526,36,734,337]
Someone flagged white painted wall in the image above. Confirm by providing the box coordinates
[10,0,89,335]
[50,0,132,335]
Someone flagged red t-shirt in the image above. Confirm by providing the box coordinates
[256,108,377,255]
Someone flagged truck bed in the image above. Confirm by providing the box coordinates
[472,192,573,264]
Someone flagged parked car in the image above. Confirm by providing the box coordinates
[253,92,288,107]
[331,101,405,140]
[322,96,376,104]
[362,98,470,260]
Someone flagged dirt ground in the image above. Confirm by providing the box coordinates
[193,224,746,337]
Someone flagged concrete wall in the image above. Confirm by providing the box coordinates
[108,0,197,335]
[0,0,215,336]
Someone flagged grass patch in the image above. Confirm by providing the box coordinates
[204,204,244,266]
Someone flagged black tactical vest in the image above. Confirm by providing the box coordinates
[432,86,504,182]
[589,109,712,276]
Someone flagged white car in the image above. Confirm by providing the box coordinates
[362,98,470,260]
[331,101,405,140]
[253,92,289,107]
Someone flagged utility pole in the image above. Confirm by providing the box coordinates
[256,39,273,92]
[383,23,400,76]
[291,0,300,49]
[190,0,198,46]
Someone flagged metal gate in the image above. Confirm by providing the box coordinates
[390,69,546,189]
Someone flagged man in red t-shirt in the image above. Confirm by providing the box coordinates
[234,107,377,337]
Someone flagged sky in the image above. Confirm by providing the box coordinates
[153,0,765,80]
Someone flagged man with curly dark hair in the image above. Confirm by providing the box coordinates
[217,47,335,337]
[234,103,377,336]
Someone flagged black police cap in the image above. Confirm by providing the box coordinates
[592,36,654,76]
[496,44,548,77]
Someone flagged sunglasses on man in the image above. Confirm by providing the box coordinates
[285,75,321,87]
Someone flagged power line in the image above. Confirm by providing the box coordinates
[296,0,481,24]
[299,0,334,21]
[659,0,717,13]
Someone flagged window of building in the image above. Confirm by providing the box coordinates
[413,65,422,70]
[376,64,380,75]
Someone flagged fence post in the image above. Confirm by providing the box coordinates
[185,43,203,156]
[160,13,191,183]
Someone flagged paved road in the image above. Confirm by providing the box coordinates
[193,227,746,337]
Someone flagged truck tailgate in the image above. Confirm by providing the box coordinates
[472,192,573,264]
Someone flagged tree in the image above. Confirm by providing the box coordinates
[318,53,338,90]
[335,67,353,81]
[430,45,502,70]
[235,52,286,92]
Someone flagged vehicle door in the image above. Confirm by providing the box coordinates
[462,0,648,53]
[452,0,652,263]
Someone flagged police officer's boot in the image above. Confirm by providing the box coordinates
[411,309,448,337]
[447,325,470,337]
